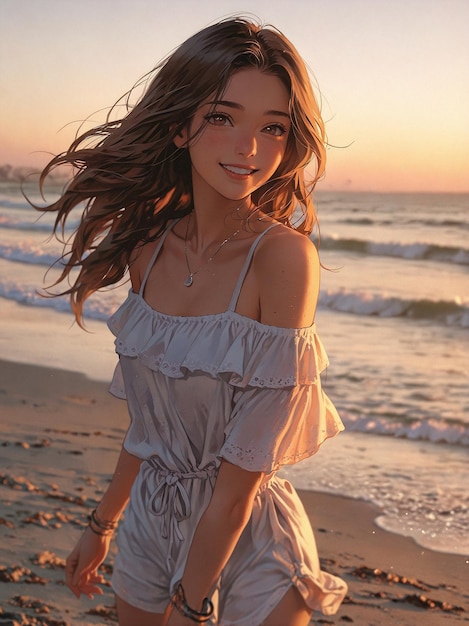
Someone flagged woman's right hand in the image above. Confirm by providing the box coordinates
[65,526,113,599]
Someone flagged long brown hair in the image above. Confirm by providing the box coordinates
[34,17,326,324]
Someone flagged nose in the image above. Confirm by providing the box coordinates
[235,130,257,157]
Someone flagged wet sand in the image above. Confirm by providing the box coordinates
[0,359,467,625]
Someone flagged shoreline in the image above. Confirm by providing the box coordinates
[1,358,468,625]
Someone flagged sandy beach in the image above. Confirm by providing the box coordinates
[0,358,467,625]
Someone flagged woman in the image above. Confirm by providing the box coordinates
[37,17,347,626]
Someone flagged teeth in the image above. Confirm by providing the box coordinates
[223,165,253,175]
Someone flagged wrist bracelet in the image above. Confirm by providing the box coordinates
[171,582,214,623]
[90,508,118,531]
[87,521,113,537]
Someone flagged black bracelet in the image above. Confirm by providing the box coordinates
[90,508,118,531]
[87,522,112,537]
[171,582,214,623]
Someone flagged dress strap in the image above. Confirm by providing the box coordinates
[139,220,178,296]
[228,222,280,312]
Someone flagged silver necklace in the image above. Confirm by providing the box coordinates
[183,212,241,287]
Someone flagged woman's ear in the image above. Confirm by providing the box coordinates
[172,125,189,148]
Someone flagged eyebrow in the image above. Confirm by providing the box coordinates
[206,100,290,118]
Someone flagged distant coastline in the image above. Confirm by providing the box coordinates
[0,163,68,183]
[0,163,38,182]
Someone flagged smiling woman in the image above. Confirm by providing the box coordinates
[30,16,347,626]
[174,70,291,210]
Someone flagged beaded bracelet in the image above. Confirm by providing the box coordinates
[171,582,214,623]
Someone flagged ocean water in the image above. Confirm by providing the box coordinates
[0,182,468,556]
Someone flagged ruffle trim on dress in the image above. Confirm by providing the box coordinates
[107,291,330,389]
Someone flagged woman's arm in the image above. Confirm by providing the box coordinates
[94,445,142,521]
[165,460,263,624]
[65,445,142,598]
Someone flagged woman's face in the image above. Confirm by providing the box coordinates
[176,68,291,204]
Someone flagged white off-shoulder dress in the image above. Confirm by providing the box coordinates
[108,222,347,624]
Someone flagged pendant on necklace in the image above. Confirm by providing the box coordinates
[184,275,193,287]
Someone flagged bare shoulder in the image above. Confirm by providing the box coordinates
[254,224,320,328]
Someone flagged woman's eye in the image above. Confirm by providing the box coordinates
[205,113,231,126]
[263,123,288,137]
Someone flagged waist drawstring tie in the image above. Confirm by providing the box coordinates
[146,459,218,562]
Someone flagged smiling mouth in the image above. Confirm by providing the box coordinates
[221,164,258,176]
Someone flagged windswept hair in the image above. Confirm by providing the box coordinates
[35,16,326,324]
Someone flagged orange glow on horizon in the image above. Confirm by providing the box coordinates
[1,1,468,194]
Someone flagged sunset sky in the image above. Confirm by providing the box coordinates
[1,0,468,192]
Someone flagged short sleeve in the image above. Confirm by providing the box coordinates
[109,360,127,400]
[218,381,344,473]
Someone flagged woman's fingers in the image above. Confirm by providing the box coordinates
[79,571,105,598]
[79,581,105,599]
[65,529,111,598]
[72,570,106,599]
[66,552,105,598]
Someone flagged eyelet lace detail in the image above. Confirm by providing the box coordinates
[108,290,329,390]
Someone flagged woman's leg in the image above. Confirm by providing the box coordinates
[115,594,166,626]
[262,586,313,626]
